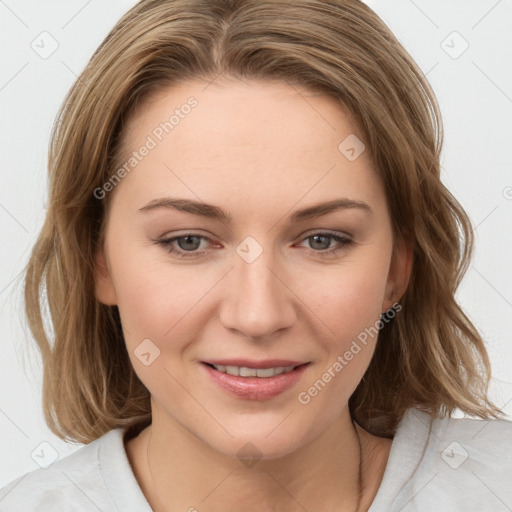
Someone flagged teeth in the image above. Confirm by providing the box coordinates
[212,364,296,377]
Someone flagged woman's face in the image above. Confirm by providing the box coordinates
[95,78,410,459]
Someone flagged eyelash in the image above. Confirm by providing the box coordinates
[154,232,353,259]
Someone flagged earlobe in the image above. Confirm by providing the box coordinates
[383,235,413,312]
[94,247,118,305]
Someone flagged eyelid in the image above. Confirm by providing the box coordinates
[299,228,353,240]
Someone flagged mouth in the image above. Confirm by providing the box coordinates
[202,362,308,378]
[200,361,311,400]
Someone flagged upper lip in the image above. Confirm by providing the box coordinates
[202,359,309,369]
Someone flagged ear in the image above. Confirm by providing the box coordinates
[382,233,413,312]
[94,245,118,305]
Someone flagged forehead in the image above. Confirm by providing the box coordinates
[124,77,358,153]
[111,78,385,217]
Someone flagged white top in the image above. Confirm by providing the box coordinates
[1,408,511,511]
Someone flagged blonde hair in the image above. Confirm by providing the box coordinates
[25,0,502,443]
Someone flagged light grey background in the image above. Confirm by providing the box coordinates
[1,0,511,489]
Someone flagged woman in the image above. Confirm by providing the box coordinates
[1,0,510,510]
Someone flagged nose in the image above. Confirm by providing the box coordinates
[219,246,296,340]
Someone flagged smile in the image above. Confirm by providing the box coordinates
[201,362,311,400]
[206,363,297,378]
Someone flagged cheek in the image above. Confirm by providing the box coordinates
[298,251,391,343]
[107,242,209,348]
[295,261,390,414]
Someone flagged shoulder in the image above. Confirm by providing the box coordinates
[0,428,125,511]
[388,408,512,510]
[425,409,512,472]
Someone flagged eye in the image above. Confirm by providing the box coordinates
[296,232,353,257]
[155,233,212,258]
[154,231,353,259]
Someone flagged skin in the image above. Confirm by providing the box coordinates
[95,77,412,512]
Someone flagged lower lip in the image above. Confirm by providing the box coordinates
[202,363,310,401]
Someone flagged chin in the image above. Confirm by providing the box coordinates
[202,420,312,463]
[218,437,300,463]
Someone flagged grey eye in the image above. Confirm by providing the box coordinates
[176,235,203,251]
[308,234,333,250]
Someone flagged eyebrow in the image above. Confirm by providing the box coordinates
[138,197,373,223]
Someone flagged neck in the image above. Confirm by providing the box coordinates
[125,406,392,512]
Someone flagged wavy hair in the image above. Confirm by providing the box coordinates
[24,0,502,443]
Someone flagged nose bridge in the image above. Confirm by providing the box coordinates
[220,238,295,338]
